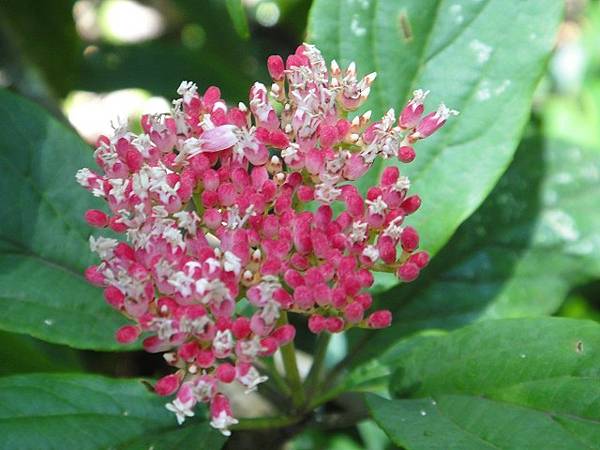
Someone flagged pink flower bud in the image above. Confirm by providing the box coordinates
[232,317,251,339]
[355,292,373,310]
[115,325,140,344]
[377,235,397,264]
[211,393,234,420]
[401,195,421,214]
[104,286,125,308]
[260,337,278,356]
[85,209,108,228]
[109,215,128,233]
[397,262,420,282]
[270,130,289,148]
[85,265,104,286]
[308,314,327,334]
[401,226,419,252]
[381,167,399,186]
[415,103,458,138]
[326,317,345,333]
[343,154,369,180]
[271,324,296,345]
[216,363,236,383]
[155,374,181,396]
[344,302,364,323]
[143,336,166,353]
[409,251,430,268]
[267,55,285,80]
[218,182,236,206]
[196,348,215,368]
[293,285,314,309]
[319,125,338,148]
[250,314,271,336]
[284,269,305,288]
[398,146,416,163]
[179,341,200,361]
[297,185,314,202]
[202,169,220,191]
[367,310,392,329]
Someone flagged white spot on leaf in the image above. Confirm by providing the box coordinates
[469,39,492,64]
[351,14,367,37]
[541,209,579,242]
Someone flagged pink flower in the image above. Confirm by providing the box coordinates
[76,43,456,434]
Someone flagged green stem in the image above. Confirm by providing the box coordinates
[263,357,292,397]
[303,332,331,398]
[278,311,305,409]
[231,414,303,431]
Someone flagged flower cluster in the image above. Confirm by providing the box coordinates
[77,43,456,435]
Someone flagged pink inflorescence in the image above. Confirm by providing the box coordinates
[76,43,456,435]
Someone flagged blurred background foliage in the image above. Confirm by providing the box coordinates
[0,0,598,448]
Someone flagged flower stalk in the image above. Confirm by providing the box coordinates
[278,311,305,409]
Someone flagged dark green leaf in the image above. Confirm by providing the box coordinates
[0,331,81,375]
[0,89,134,350]
[367,318,600,450]
[347,133,600,365]
[118,423,227,450]
[0,0,81,96]
[308,0,562,255]
[0,373,225,450]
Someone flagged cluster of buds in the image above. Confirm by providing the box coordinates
[76,43,456,435]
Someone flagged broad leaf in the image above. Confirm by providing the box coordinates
[0,331,81,375]
[308,0,562,255]
[118,423,226,450]
[0,0,81,96]
[345,133,600,366]
[367,318,600,449]
[0,89,133,350]
[0,373,225,450]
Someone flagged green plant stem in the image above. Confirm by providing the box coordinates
[262,357,292,397]
[231,414,303,431]
[303,332,331,398]
[278,311,305,409]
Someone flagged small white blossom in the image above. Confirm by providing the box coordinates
[166,398,195,425]
[366,196,388,215]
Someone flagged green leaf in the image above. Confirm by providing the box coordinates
[0,0,81,96]
[367,318,600,450]
[0,331,81,375]
[345,133,600,366]
[0,373,225,450]
[0,89,133,350]
[226,0,250,40]
[118,423,227,450]
[308,0,562,256]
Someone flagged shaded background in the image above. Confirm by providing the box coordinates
[0,0,599,448]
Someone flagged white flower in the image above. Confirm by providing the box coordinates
[384,216,404,240]
[177,81,198,104]
[89,236,118,260]
[366,196,388,215]
[166,398,195,425]
[362,245,380,262]
[210,411,238,436]
[212,329,234,357]
[238,366,269,394]
[393,176,411,192]
[349,221,368,243]
[223,251,242,275]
